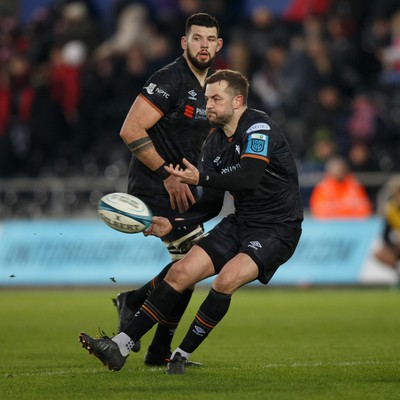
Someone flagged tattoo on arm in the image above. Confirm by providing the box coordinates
[127,137,154,154]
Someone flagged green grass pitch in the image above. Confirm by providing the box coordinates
[1,287,399,400]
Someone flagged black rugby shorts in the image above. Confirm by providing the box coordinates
[196,214,301,284]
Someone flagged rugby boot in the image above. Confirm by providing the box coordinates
[144,346,203,367]
[166,352,187,375]
[78,332,128,371]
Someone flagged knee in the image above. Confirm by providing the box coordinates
[212,273,237,294]
[164,261,192,291]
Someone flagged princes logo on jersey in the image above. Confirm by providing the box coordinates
[183,105,207,120]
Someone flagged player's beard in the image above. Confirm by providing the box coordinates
[186,46,215,70]
[207,109,234,127]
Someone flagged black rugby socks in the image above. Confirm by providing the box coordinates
[148,288,194,355]
[179,288,232,353]
[123,281,183,342]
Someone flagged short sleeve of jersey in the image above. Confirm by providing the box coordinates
[139,66,180,115]
[241,122,272,163]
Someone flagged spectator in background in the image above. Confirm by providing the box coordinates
[231,4,290,68]
[300,127,337,209]
[379,9,400,85]
[101,3,153,55]
[49,41,87,126]
[5,52,32,174]
[346,92,389,147]
[52,1,101,56]
[309,156,372,219]
[301,127,337,173]
[250,39,290,114]
[0,67,11,137]
[374,177,400,270]
[303,36,334,83]
[345,91,396,172]
[22,63,69,176]
[300,15,327,40]
[324,11,362,94]
[250,37,311,121]
[0,66,14,177]
[25,7,53,66]
[224,40,253,78]
[303,83,350,157]
[347,141,380,172]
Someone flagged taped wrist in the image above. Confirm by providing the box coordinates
[154,162,170,180]
[163,226,204,260]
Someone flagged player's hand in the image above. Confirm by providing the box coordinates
[145,216,173,237]
[166,158,200,186]
[163,169,195,213]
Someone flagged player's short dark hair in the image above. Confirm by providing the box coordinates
[186,13,219,36]
[205,69,249,104]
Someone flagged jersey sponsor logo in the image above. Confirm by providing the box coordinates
[144,83,156,94]
[144,83,170,98]
[235,145,241,155]
[248,241,262,250]
[184,104,195,118]
[245,133,269,157]
[188,90,197,100]
[184,106,207,120]
[195,107,207,120]
[246,123,271,133]
[155,87,169,98]
[221,163,241,174]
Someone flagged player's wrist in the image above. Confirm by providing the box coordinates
[198,172,210,186]
[154,162,171,180]
[168,216,186,228]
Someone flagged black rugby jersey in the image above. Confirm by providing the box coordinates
[128,56,212,196]
[201,108,304,226]
[172,108,304,230]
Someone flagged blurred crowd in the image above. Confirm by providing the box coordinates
[1,0,400,184]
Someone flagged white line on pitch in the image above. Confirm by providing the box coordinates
[5,360,400,377]
[259,360,400,369]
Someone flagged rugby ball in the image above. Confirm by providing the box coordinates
[97,193,153,234]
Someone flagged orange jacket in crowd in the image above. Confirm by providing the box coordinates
[309,174,373,219]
